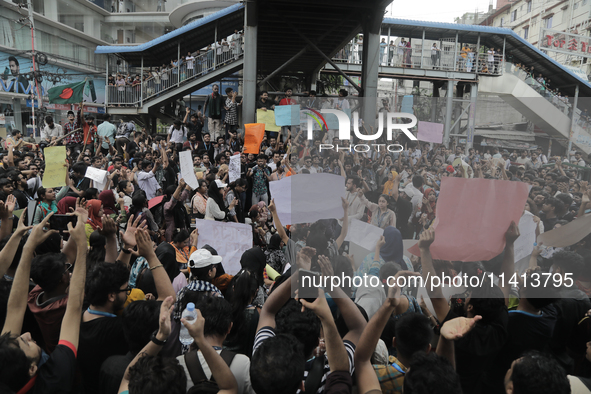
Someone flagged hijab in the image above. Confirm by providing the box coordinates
[240,247,266,287]
[57,196,77,215]
[86,199,103,230]
[380,226,403,265]
[99,190,117,216]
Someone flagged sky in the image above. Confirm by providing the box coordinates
[384,0,497,23]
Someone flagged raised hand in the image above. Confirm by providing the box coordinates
[182,308,206,341]
[440,316,482,341]
[296,246,316,271]
[418,228,435,250]
[100,215,118,236]
[505,221,520,244]
[5,194,16,216]
[135,228,156,258]
[298,288,332,320]
[157,296,175,339]
[122,214,148,248]
[15,208,32,236]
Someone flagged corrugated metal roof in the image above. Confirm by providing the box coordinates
[383,18,514,35]
[475,129,536,141]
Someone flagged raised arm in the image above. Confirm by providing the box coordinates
[2,213,57,335]
[59,209,88,349]
[354,285,400,393]
[0,209,31,278]
[336,197,349,249]
[269,199,289,245]
[436,315,481,370]
[135,228,176,301]
[0,195,16,240]
[500,221,519,305]
[418,229,449,322]
[299,288,349,373]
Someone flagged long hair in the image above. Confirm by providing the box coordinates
[225,269,259,342]
[208,181,226,213]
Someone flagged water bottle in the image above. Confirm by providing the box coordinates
[179,302,196,346]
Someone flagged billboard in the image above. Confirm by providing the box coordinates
[0,51,106,104]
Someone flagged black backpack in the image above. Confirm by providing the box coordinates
[185,349,236,394]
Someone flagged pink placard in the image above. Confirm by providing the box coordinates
[417,121,444,144]
[408,177,529,262]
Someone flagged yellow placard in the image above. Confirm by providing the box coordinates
[256,109,281,132]
[43,146,67,188]
[13,209,24,218]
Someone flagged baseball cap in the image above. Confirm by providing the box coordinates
[214,179,227,188]
[188,249,223,270]
[446,165,455,173]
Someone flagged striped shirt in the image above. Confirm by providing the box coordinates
[252,327,356,394]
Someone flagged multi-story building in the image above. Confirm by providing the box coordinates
[479,0,591,77]
[0,0,236,135]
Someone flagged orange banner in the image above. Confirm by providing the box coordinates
[243,123,265,154]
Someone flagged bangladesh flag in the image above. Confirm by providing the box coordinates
[48,80,86,104]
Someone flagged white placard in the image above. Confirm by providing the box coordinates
[269,173,346,225]
[229,154,241,183]
[85,167,107,183]
[345,219,384,251]
[179,151,199,190]
[195,219,253,275]
[514,210,538,265]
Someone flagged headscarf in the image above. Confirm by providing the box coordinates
[240,247,266,287]
[380,226,403,265]
[422,188,437,221]
[99,190,118,216]
[155,242,180,283]
[57,196,77,215]
[86,199,103,230]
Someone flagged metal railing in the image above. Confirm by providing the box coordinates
[332,43,504,76]
[106,38,243,107]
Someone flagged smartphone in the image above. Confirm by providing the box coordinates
[299,269,320,303]
[50,214,77,232]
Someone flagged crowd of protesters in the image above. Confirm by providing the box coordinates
[1,84,591,394]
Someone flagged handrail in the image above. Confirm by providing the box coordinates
[107,37,243,107]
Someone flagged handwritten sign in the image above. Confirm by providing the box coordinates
[179,151,199,190]
[85,167,107,183]
[42,146,67,188]
[195,219,253,275]
[229,154,241,183]
[345,219,384,250]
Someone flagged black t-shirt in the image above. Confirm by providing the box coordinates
[77,316,128,394]
[66,177,91,198]
[22,340,77,394]
[486,306,558,394]
[443,307,508,394]
[98,352,135,394]
[12,189,32,211]
[187,120,204,140]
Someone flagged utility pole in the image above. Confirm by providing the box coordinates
[21,0,40,137]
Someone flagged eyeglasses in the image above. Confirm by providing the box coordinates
[116,287,132,296]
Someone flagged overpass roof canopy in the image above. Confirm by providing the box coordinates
[95,3,245,66]
[382,18,591,98]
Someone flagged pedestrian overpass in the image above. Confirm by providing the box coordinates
[95,3,591,155]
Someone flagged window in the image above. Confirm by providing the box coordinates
[511,10,517,22]
[574,2,579,9]
[527,1,532,12]
[524,26,529,39]
[500,17,505,27]
[545,16,553,28]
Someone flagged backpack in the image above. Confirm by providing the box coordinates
[185,349,236,394]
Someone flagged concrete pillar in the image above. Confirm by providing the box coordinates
[443,80,454,147]
[466,83,478,153]
[242,0,258,124]
[361,14,381,130]
[13,100,23,132]
[44,0,59,21]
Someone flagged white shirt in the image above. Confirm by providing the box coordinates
[41,123,63,140]
[168,125,187,143]
[177,350,254,394]
[137,171,160,200]
[186,56,195,69]
[205,197,226,220]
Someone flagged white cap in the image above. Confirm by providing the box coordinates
[214,179,227,189]
[188,249,223,270]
